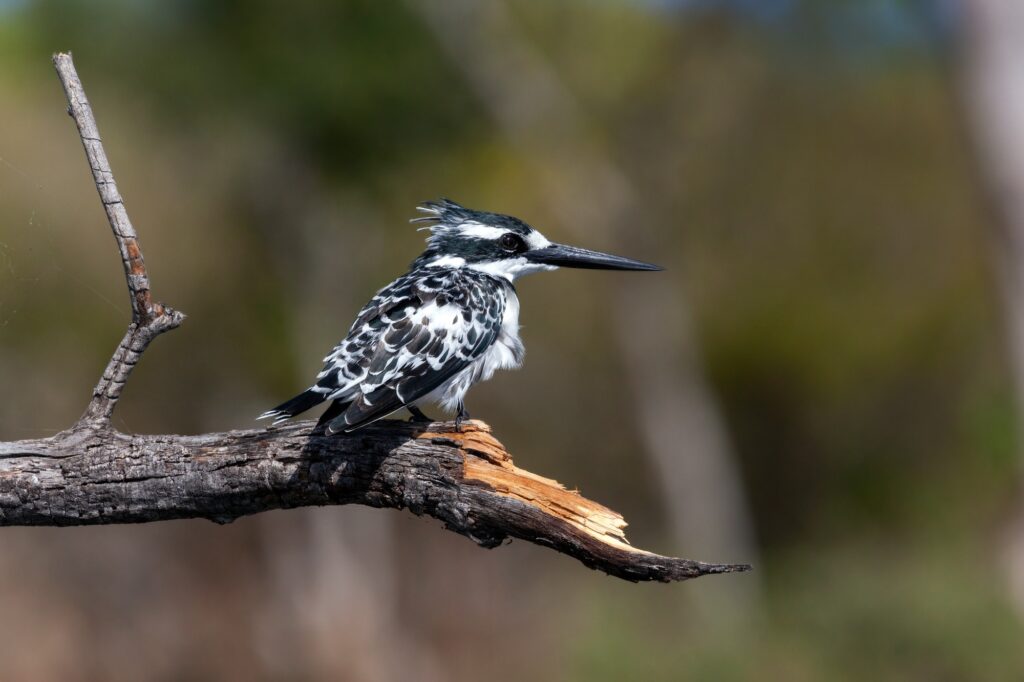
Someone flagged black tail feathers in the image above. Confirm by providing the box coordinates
[315,400,350,429]
[258,389,326,424]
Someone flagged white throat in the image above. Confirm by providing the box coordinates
[466,258,556,281]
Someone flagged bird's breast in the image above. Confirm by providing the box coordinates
[495,288,525,367]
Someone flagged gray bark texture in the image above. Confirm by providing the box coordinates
[0,52,751,584]
[0,420,748,582]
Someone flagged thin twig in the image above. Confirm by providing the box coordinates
[52,52,184,425]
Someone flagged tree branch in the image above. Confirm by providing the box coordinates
[53,52,184,426]
[0,421,748,582]
[0,53,753,583]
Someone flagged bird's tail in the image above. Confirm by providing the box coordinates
[258,389,326,424]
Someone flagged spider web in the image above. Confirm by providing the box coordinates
[0,153,126,330]
[0,151,136,435]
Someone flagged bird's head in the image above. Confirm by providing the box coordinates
[411,199,662,280]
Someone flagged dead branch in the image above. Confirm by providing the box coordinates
[0,421,748,582]
[53,53,185,426]
[0,52,750,583]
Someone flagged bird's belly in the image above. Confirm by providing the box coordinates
[423,294,525,412]
[480,292,525,380]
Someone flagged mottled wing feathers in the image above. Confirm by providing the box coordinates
[330,351,472,434]
[315,268,506,433]
[313,275,422,394]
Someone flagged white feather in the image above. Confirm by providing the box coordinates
[426,289,524,411]
[425,255,466,268]
[467,257,556,281]
[452,222,509,240]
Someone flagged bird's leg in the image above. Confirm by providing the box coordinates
[455,402,470,431]
[407,404,433,423]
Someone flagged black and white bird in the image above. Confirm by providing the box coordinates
[259,199,661,434]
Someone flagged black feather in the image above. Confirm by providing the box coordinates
[326,354,474,434]
[260,389,325,422]
[316,399,350,429]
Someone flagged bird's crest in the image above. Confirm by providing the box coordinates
[411,199,533,248]
[412,198,476,230]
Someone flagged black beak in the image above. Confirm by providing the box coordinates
[525,243,663,271]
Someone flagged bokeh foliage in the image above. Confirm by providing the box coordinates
[1,1,1021,680]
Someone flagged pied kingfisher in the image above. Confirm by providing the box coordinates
[260,199,661,434]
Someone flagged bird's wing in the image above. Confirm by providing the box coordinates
[313,272,422,397]
[315,270,503,430]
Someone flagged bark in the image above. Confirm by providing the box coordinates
[0,53,751,584]
[0,420,748,582]
[53,52,184,425]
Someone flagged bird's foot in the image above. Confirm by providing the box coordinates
[407,405,433,424]
[454,404,470,431]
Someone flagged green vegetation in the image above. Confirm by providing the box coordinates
[0,1,1018,679]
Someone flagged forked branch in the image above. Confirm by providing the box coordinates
[0,53,751,583]
[53,52,184,426]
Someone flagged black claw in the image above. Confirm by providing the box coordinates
[455,402,470,431]
[407,405,433,423]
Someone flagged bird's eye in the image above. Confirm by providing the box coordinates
[499,233,523,252]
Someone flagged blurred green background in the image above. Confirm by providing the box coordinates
[2,1,1023,680]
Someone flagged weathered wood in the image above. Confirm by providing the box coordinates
[0,420,748,582]
[53,52,184,425]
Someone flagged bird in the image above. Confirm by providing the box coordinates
[259,199,661,435]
